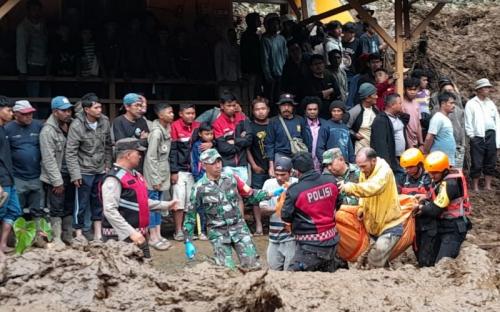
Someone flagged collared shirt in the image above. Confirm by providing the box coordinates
[464,96,500,148]
[387,113,406,157]
[307,118,321,171]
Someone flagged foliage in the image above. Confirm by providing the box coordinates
[13,217,53,255]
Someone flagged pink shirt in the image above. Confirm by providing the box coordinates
[402,98,423,148]
[308,118,321,171]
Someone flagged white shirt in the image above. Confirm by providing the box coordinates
[465,96,500,148]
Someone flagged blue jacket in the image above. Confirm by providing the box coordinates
[317,119,355,164]
[190,139,208,182]
[303,117,328,155]
[265,115,306,160]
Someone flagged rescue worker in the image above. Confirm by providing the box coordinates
[183,148,282,269]
[399,148,434,266]
[322,148,360,205]
[413,151,472,266]
[281,152,342,272]
[339,147,403,268]
[101,138,178,258]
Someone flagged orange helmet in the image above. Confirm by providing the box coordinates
[400,148,425,168]
[424,151,449,173]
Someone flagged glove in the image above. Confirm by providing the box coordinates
[272,187,285,197]
[185,239,197,259]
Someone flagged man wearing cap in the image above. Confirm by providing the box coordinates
[317,100,355,165]
[0,96,21,257]
[281,152,342,272]
[101,138,178,257]
[264,93,307,177]
[322,148,360,206]
[112,93,149,144]
[5,100,44,219]
[348,82,379,152]
[40,96,75,246]
[66,93,112,245]
[261,13,287,105]
[183,148,279,269]
[259,156,297,270]
[465,78,500,191]
[430,77,466,169]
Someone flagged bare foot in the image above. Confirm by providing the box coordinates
[0,246,13,254]
[0,250,6,263]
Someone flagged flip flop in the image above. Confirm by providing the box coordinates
[150,240,171,251]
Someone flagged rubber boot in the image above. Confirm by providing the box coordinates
[61,216,73,245]
[33,218,47,248]
[50,217,65,249]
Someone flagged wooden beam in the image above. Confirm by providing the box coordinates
[410,2,445,41]
[348,0,397,51]
[300,0,376,25]
[403,0,411,38]
[300,0,308,19]
[0,0,22,20]
[394,0,404,95]
[286,0,301,19]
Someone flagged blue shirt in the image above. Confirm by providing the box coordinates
[265,115,306,160]
[5,120,43,180]
[428,112,456,166]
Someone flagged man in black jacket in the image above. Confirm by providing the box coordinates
[370,93,409,184]
[281,152,342,272]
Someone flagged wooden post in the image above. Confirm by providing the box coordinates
[403,0,411,38]
[109,80,116,119]
[395,0,405,95]
[300,0,309,19]
[0,0,21,20]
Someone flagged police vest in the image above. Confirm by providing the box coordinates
[102,166,150,234]
[431,169,471,219]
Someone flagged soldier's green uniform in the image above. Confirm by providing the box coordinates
[322,148,361,206]
[183,149,271,269]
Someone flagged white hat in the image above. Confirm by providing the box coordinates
[474,78,493,90]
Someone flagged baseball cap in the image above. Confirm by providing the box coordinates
[123,93,142,106]
[276,93,298,106]
[13,100,36,113]
[322,148,344,164]
[115,138,147,152]
[200,148,222,164]
[51,96,73,110]
[275,156,292,171]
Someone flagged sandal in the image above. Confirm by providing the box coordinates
[150,240,171,251]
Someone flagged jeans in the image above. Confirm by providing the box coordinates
[44,173,75,218]
[73,174,103,229]
[14,177,43,217]
[267,240,296,271]
[148,190,162,228]
[0,186,22,225]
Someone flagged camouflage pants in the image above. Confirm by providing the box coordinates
[210,225,260,269]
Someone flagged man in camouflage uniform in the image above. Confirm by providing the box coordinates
[183,149,277,269]
[322,148,360,206]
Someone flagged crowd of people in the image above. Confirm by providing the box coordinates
[0,5,499,272]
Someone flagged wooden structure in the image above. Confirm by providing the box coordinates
[0,0,447,115]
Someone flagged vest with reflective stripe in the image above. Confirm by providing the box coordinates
[400,173,431,197]
[102,166,150,230]
[431,169,471,219]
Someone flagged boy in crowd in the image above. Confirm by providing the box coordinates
[260,156,297,271]
[374,68,395,111]
[190,123,214,240]
[247,97,271,236]
[170,104,200,241]
[143,104,174,250]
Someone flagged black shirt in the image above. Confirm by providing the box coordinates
[302,72,341,119]
[342,38,361,75]
[112,115,149,143]
[0,126,14,186]
[249,121,269,171]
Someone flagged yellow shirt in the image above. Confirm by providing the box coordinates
[343,157,402,236]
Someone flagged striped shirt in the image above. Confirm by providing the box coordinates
[260,177,297,243]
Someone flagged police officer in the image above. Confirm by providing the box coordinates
[399,148,434,266]
[281,152,342,272]
[414,151,472,266]
[183,148,282,269]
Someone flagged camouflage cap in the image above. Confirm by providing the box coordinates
[322,148,344,164]
[200,148,222,164]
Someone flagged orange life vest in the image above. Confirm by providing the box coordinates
[431,169,471,219]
